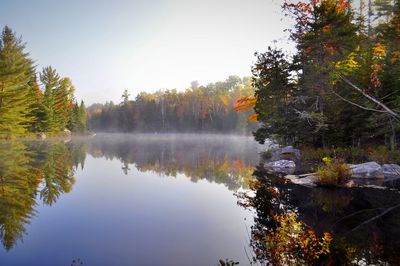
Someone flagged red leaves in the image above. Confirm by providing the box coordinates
[336,0,350,13]
[370,64,383,89]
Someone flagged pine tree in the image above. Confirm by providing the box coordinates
[0,26,35,138]
[53,77,74,130]
[78,100,87,133]
[68,100,86,133]
[40,66,60,133]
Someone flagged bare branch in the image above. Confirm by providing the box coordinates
[330,90,387,113]
[339,74,400,119]
[345,203,400,236]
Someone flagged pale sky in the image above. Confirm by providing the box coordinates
[0,0,293,104]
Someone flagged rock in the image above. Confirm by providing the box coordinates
[265,160,296,175]
[36,132,46,140]
[269,146,301,161]
[350,162,384,179]
[62,128,72,137]
[382,164,400,177]
[280,146,301,160]
[285,174,317,187]
[344,180,355,188]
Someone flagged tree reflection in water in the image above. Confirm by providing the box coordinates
[237,166,400,265]
[87,134,261,191]
[0,141,86,250]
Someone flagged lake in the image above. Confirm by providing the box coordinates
[3,134,400,265]
[0,134,264,266]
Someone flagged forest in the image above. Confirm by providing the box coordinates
[0,26,86,139]
[236,0,400,149]
[87,77,257,133]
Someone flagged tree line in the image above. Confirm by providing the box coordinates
[0,26,86,139]
[237,0,400,149]
[87,76,257,133]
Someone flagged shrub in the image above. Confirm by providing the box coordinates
[317,157,350,186]
[366,145,400,164]
[263,212,332,265]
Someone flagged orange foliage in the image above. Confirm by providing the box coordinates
[234,96,256,111]
[263,212,333,264]
[233,159,245,172]
[323,25,332,33]
[336,0,350,13]
[390,51,400,63]
[34,169,44,189]
[372,43,386,59]
[234,96,258,122]
[325,42,337,55]
[370,64,383,89]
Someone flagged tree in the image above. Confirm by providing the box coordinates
[40,66,61,132]
[0,26,35,138]
[53,77,74,130]
[121,89,130,105]
[69,101,87,133]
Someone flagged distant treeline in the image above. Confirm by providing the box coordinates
[87,76,257,133]
[0,26,86,139]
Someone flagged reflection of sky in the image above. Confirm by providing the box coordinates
[0,0,293,104]
[0,154,254,265]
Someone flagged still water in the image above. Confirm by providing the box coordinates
[0,134,264,266]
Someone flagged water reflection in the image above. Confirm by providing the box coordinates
[238,167,400,265]
[0,141,86,250]
[0,134,262,255]
[86,134,261,191]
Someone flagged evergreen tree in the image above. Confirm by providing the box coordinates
[53,77,74,130]
[68,100,87,133]
[0,26,35,138]
[40,66,61,132]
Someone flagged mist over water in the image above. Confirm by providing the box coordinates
[0,133,264,266]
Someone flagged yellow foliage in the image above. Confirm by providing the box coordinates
[219,95,229,107]
[263,212,332,264]
[333,48,360,84]
[372,43,386,59]
[317,157,350,186]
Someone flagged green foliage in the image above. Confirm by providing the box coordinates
[0,26,84,138]
[253,0,400,149]
[317,157,350,186]
[68,100,87,133]
[366,145,400,163]
[0,26,35,138]
[301,145,400,164]
[0,140,86,250]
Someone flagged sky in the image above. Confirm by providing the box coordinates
[0,0,293,104]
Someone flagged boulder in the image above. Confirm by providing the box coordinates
[285,174,317,187]
[280,146,301,160]
[36,133,46,140]
[349,162,384,179]
[265,160,296,175]
[269,146,301,161]
[62,128,72,137]
[382,164,400,177]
